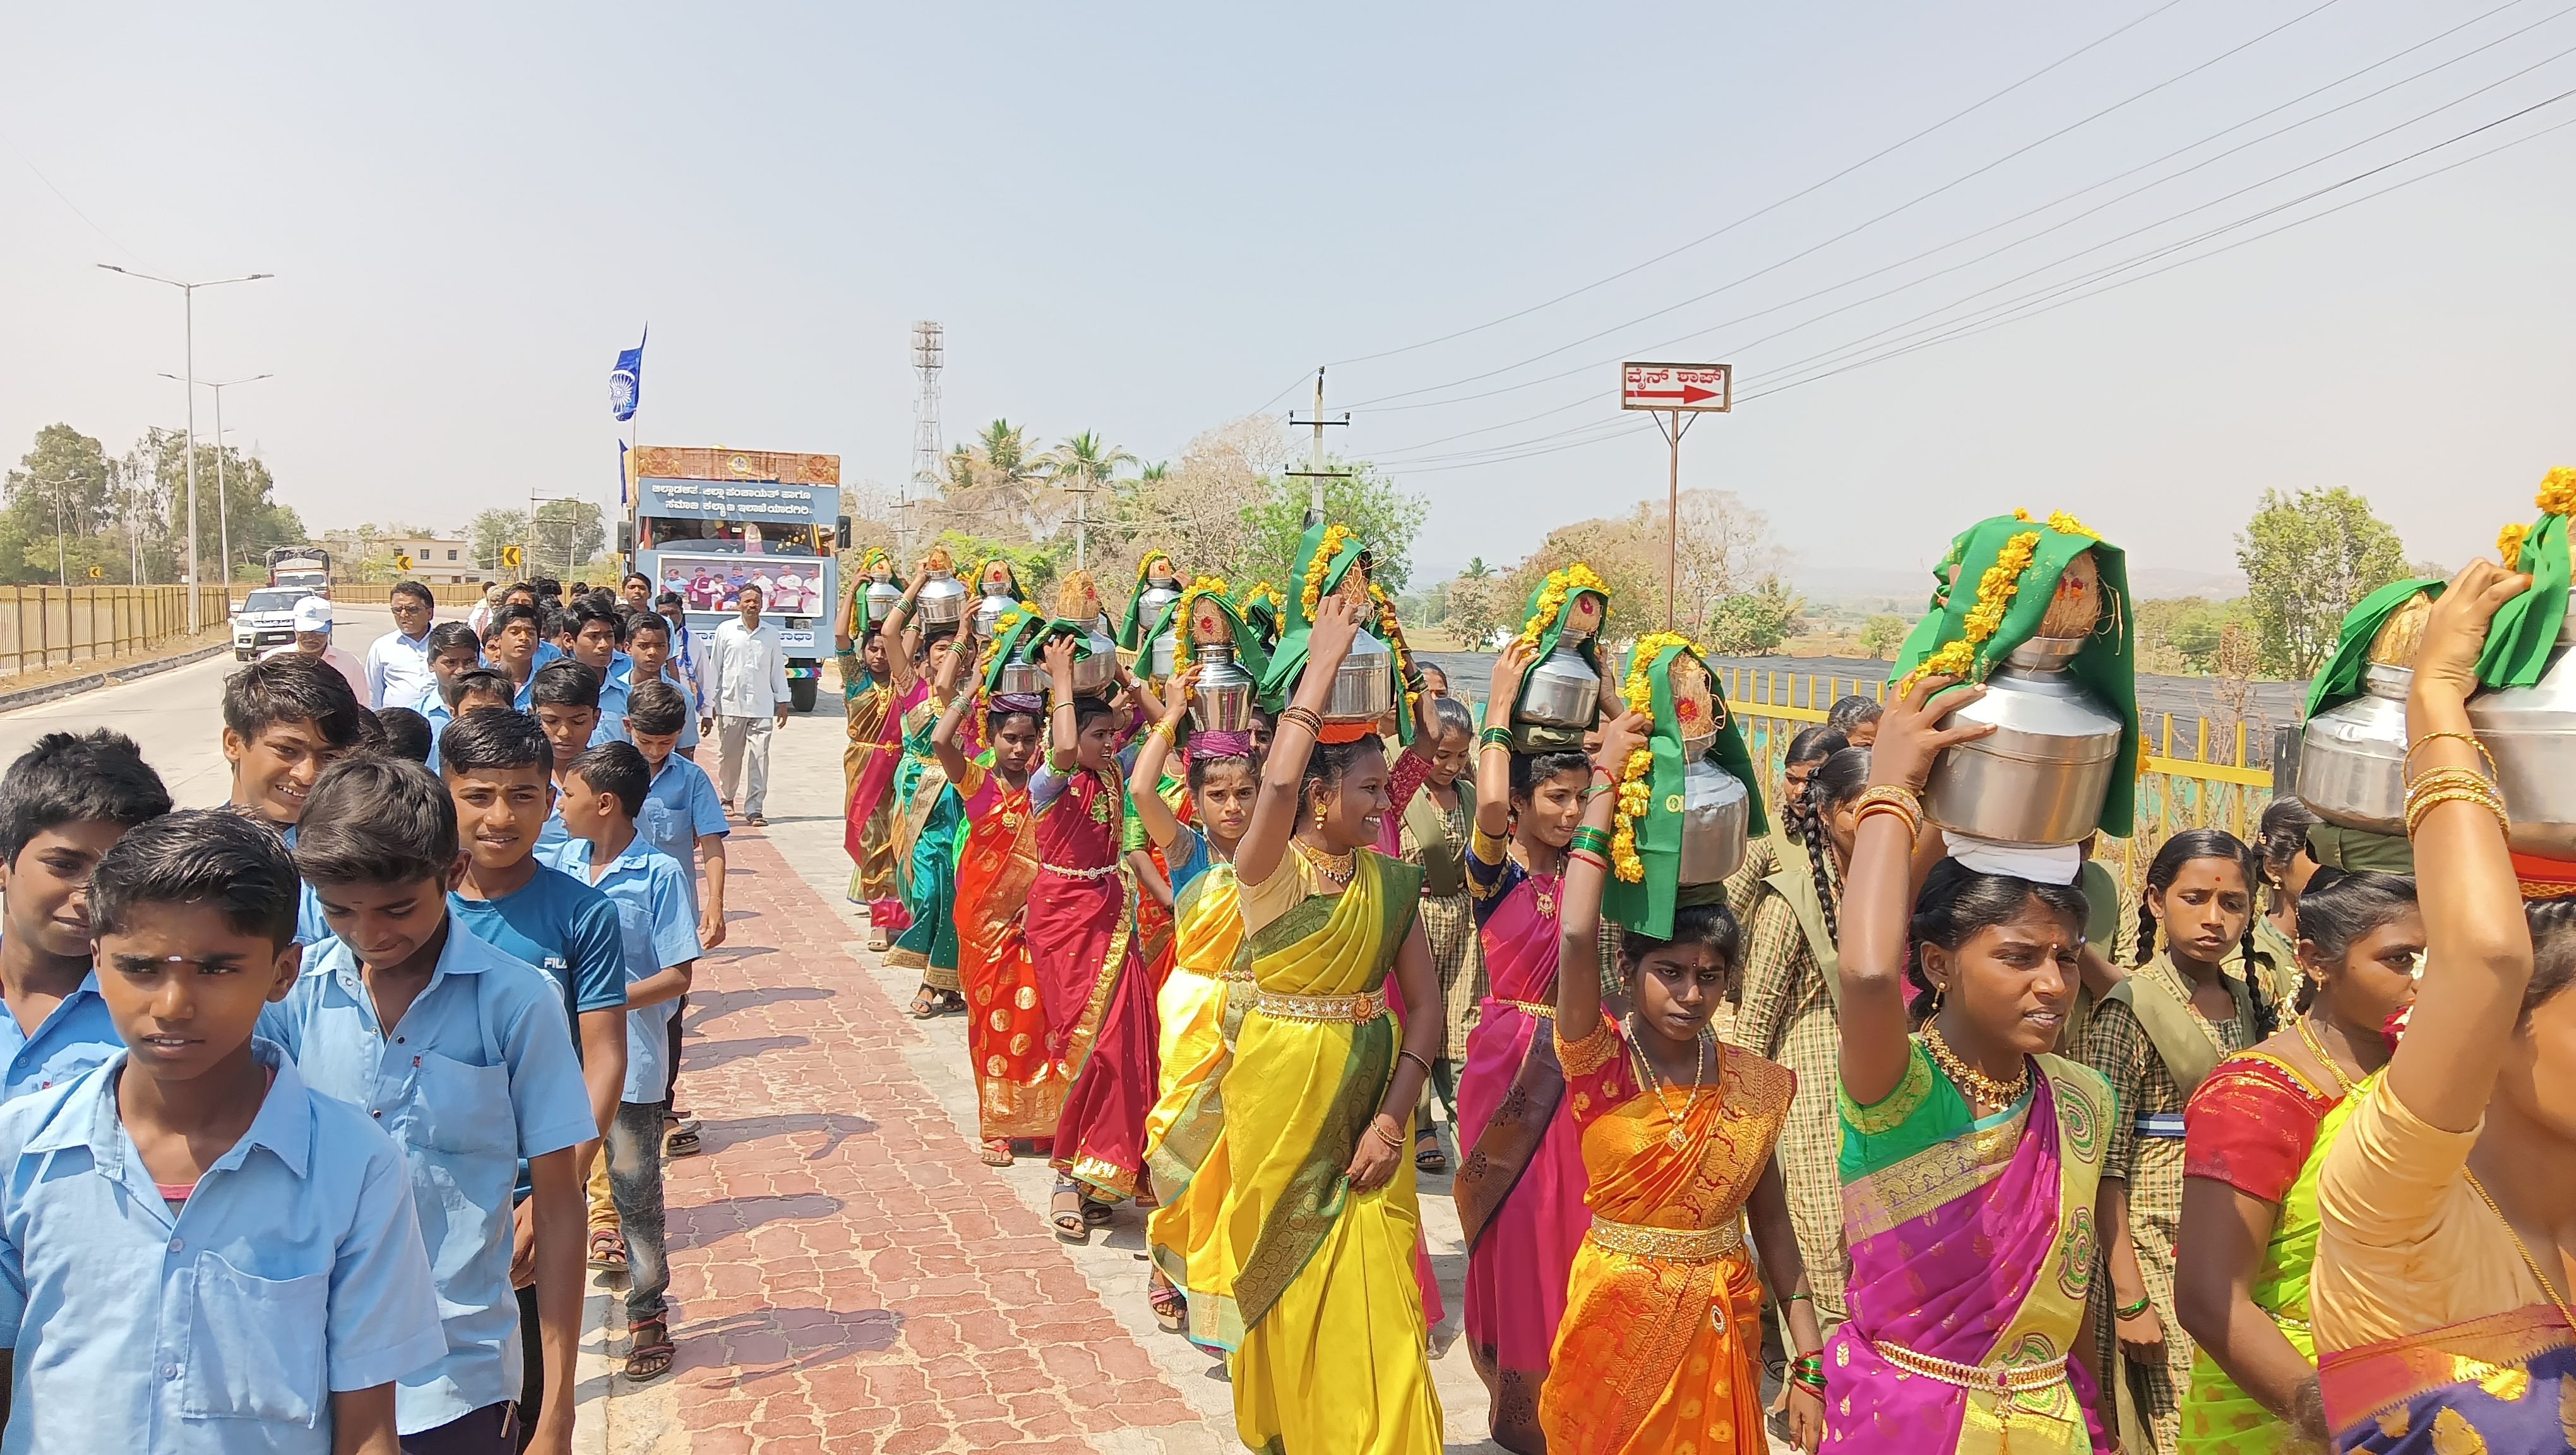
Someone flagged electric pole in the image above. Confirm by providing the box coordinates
[1285,367,1350,529]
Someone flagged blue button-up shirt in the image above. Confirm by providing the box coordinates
[638,755,728,912]
[261,923,596,1431]
[540,839,703,1103]
[421,698,454,773]
[0,973,122,1104]
[588,674,631,747]
[366,628,436,712]
[0,1041,446,1454]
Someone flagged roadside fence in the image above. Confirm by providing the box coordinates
[0,585,234,678]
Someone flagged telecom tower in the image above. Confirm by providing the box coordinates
[907,321,944,557]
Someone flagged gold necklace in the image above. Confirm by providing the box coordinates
[1920,1022,2031,1107]
[1624,1015,1714,1151]
[1292,837,1355,885]
[2294,1014,2361,1097]
[2462,1168,2576,1331]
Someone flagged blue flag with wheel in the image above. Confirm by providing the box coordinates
[608,326,646,421]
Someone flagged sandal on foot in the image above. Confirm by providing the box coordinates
[625,1319,676,1382]
[746,814,767,827]
[664,1125,701,1157]
[588,1229,628,1272]
[866,928,891,952]
[1082,1197,1114,1228]
[1148,1281,1187,1334]
[908,983,943,1019]
[978,1139,1013,1167]
[1051,1184,1089,1242]
[1414,1128,1450,1175]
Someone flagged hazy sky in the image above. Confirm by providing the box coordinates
[6,1,2572,587]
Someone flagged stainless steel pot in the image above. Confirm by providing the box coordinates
[914,570,968,629]
[996,656,1049,697]
[1136,578,1183,637]
[1922,636,2125,846]
[1190,644,1258,735]
[1068,628,1121,697]
[863,578,903,621]
[2467,608,2576,858]
[1323,628,1395,726]
[1513,630,1600,751]
[1677,750,1751,886]
[970,589,1017,643]
[2297,664,2410,835]
[1148,630,1180,680]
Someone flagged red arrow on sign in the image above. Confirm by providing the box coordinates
[1628,384,1720,404]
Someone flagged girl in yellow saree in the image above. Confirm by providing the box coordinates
[1219,588,1445,1454]
[1539,707,1825,1454]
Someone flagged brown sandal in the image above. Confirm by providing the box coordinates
[1051,1184,1088,1242]
[978,1139,1013,1167]
[1147,1278,1186,1334]
[625,1318,675,1381]
[588,1229,628,1271]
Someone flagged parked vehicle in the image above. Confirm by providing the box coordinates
[232,585,310,661]
[265,545,331,595]
[622,446,849,712]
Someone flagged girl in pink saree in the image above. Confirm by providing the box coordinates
[1827,674,2116,1453]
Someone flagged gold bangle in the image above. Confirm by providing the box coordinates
[1279,706,1323,737]
[1853,799,1921,839]
[2403,769,2506,829]
[1368,1116,1407,1149]
[2406,786,2508,839]
[1397,1049,1434,1078]
[2405,729,2500,785]
[1152,718,1180,745]
[1852,784,1925,818]
[2406,765,2496,797]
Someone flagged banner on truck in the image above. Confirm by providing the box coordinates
[652,552,828,618]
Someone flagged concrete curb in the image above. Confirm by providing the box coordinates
[0,642,234,716]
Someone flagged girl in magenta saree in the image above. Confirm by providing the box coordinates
[1825,674,2116,1454]
[1450,638,1609,1452]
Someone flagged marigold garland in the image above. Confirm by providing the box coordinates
[1370,583,1422,721]
[1174,575,1236,669]
[1517,563,1613,650]
[2537,467,2576,519]
[1135,551,1178,590]
[1611,630,1699,884]
[1242,580,1285,618]
[2046,510,2097,539]
[2500,522,2531,570]
[1895,529,2042,697]
[979,606,1032,680]
[1299,524,1356,618]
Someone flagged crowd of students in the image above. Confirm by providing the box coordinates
[842,524,2575,1455]
[0,573,747,1452]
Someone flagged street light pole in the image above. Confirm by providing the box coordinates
[99,266,272,631]
[164,373,273,601]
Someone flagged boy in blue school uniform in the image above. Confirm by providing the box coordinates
[0,811,444,1453]
[526,662,602,858]
[266,757,599,1453]
[565,600,630,745]
[0,730,171,1103]
[434,709,625,1440]
[481,605,546,710]
[220,653,370,948]
[623,611,702,761]
[541,743,699,1380]
[620,681,729,1158]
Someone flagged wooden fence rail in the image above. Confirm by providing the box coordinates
[0,585,234,678]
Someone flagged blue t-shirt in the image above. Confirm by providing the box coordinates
[541,839,703,1103]
[447,867,628,1045]
[638,755,728,911]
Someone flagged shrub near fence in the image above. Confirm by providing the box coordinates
[0,585,235,678]
[1717,668,2274,904]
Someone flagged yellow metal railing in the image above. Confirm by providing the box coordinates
[0,585,233,678]
[1719,669,2276,895]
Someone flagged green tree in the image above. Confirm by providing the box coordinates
[2236,487,2408,678]
[1441,572,1512,649]
[1705,576,1803,656]
[528,500,605,577]
[1857,613,1905,660]
[4,424,116,584]
[929,529,1061,601]
[469,508,530,576]
[1241,460,1428,594]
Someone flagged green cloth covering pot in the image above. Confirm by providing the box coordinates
[846,548,906,638]
[2305,504,2568,717]
[1888,514,2141,839]
[1144,587,1272,688]
[1601,640,1769,941]
[1236,584,1284,652]
[2304,577,2444,719]
[1117,553,1183,651]
[1259,521,1413,745]
[976,606,1049,697]
[1509,568,1611,747]
[970,557,1036,609]
[2308,822,2414,874]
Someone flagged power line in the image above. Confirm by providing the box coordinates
[1339,0,2354,412]
[1321,0,2196,370]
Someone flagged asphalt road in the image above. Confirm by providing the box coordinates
[0,601,401,805]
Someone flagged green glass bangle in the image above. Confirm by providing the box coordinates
[1569,827,1611,856]
[2115,1295,2152,1320]
[1478,726,1514,750]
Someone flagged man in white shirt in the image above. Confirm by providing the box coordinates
[696,583,790,825]
[261,594,371,704]
[364,580,438,709]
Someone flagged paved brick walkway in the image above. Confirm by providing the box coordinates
[645,831,1210,1454]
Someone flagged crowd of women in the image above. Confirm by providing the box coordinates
[832,493,2576,1455]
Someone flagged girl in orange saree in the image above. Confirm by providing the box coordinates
[838,570,916,948]
[934,640,1055,1168]
[1539,705,1823,1454]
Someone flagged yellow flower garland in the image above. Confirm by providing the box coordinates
[979,606,1032,680]
[1300,524,1356,618]
[1517,562,1613,650]
[2539,467,2576,519]
[1895,529,2042,697]
[1611,631,1700,884]
[1370,583,1422,719]
[1174,575,1235,669]
[2046,510,2096,539]
[1243,580,1285,618]
[2501,522,2531,571]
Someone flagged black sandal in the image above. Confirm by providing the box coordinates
[626,1318,676,1381]
[1414,1127,1450,1175]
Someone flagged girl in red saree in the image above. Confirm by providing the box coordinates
[933,638,1053,1168]
[1025,632,1164,1236]
[1538,706,1823,1454]
[1828,674,2117,1453]
[840,565,924,950]
[2310,554,2576,1454]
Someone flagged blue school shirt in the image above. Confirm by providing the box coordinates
[0,1041,446,1454]
[421,698,453,772]
[588,674,631,746]
[278,824,332,947]
[261,923,597,1432]
[541,839,703,1104]
[639,754,728,911]
[0,973,122,1103]
[446,868,628,1042]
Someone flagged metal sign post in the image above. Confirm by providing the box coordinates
[1619,362,1732,630]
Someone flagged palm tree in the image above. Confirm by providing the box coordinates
[1037,430,1136,570]
[1136,461,1169,484]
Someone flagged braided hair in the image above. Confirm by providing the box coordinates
[1792,747,1872,948]
[2257,794,2322,917]
[2137,827,2280,1041]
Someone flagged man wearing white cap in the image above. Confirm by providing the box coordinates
[261,594,370,704]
